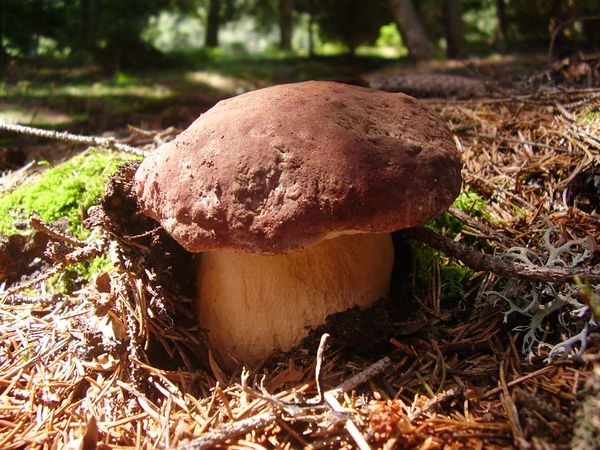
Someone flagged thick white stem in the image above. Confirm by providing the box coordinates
[196,233,394,369]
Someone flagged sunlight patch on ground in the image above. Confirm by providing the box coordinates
[184,70,254,94]
[59,82,173,99]
[2,80,173,100]
[0,102,73,126]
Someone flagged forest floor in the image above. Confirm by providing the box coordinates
[0,53,599,449]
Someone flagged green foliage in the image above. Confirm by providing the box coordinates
[59,255,113,292]
[411,242,474,302]
[410,190,490,303]
[310,0,394,53]
[3,0,600,69]
[462,0,497,44]
[375,23,403,49]
[431,190,491,236]
[144,11,207,53]
[440,264,474,300]
[406,190,487,303]
[1,0,174,69]
[0,149,135,237]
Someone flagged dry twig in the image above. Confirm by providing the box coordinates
[0,120,147,157]
[403,226,600,283]
[178,357,391,449]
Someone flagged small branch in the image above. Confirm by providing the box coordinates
[0,120,147,157]
[323,390,371,450]
[1,239,105,301]
[175,414,276,450]
[313,333,371,450]
[313,333,330,404]
[29,215,86,248]
[178,357,391,450]
[240,369,308,415]
[403,226,600,284]
[409,388,459,420]
[327,357,391,397]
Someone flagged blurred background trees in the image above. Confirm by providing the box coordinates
[0,0,599,71]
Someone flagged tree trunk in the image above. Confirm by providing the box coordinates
[307,0,315,57]
[78,0,99,50]
[0,0,6,70]
[494,0,507,45]
[205,0,220,48]
[78,0,90,49]
[76,0,100,55]
[388,0,434,60]
[443,0,466,59]
[279,0,293,51]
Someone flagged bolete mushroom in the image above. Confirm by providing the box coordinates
[134,81,462,369]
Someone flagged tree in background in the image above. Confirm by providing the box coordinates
[0,0,66,66]
[1,0,173,70]
[498,0,600,55]
[80,0,171,68]
[388,0,435,60]
[494,0,507,46]
[2,0,599,70]
[279,0,294,50]
[205,0,221,47]
[242,0,294,52]
[443,0,466,58]
[310,0,393,55]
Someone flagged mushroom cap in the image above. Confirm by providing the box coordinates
[134,81,462,254]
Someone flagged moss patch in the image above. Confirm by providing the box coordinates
[411,191,491,302]
[0,148,137,237]
[431,190,491,236]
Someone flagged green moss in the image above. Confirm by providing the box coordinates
[440,264,474,300]
[0,148,136,237]
[411,241,474,302]
[0,149,134,291]
[430,190,492,236]
[53,256,113,293]
[410,190,487,303]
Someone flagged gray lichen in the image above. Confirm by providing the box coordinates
[485,229,597,361]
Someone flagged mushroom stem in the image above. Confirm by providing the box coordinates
[196,233,394,369]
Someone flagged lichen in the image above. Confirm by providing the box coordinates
[485,229,597,361]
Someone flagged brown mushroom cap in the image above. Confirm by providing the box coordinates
[134,81,462,254]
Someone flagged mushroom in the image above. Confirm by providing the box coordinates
[134,81,462,369]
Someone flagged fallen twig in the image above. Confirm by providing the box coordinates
[316,333,371,450]
[403,226,600,284]
[0,120,147,157]
[409,388,459,420]
[178,357,391,449]
[314,333,330,404]
[1,238,105,302]
[29,215,86,248]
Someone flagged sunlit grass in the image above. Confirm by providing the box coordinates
[0,53,393,129]
[184,71,254,94]
[0,103,74,126]
[2,77,173,100]
[0,71,177,128]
